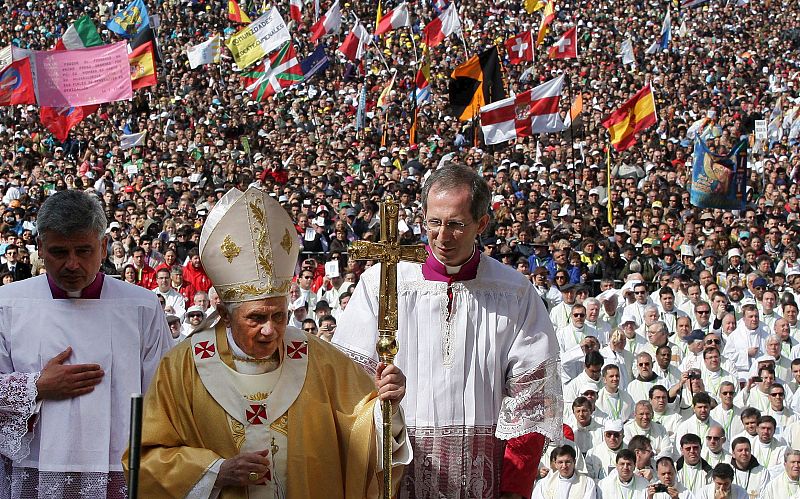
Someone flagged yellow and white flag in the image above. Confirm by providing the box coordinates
[225,7,290,70]
[187,35,221,69]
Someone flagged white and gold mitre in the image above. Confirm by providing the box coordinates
[199,187,299,303]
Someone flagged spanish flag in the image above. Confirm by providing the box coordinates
[228,0,251,23]
[601,84,657,152]
[129,41,157,90]
[448,46,506,122]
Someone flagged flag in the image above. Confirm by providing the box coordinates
[55,16,103,50]
[607,147,612,224]
[681,0,709,7]
[377,73,395,109]
[562,92,583,128]
[375,0,383,30]
[504,31,533,64]
[120,130,147,149]
[548,27,577,59]
[690,138,748,210]
[130,27,161,63]
[620,37,635,66]
[309,0,342,43]
[414,46,432,105]
[187,35,221,69]
[128,41,156,89]
[0,58,36,106]
[658,10,671,50]
[226,8,291,70]
[107,0,150,38]
[479,74,565,145]
[376,2,410,35]
[290,0,303,23]
[449,46,506,122]
[0,46,12,70]
[337,20,370,62]
[300,43,329,80]
[355,83,367,131]
[678,19,688,37]
[601,84,657,151]
[40,105,99,142]
[228,0,252,23]
[524,0,545,13]
[242,42,303,101]
[536,1,555,46]
[423,2,461,48]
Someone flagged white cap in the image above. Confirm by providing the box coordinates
[603,419,624,432]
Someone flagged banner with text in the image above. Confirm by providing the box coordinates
[225,8,290,70]
[34,41,133,107]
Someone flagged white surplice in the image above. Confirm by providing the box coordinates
[333,256,562,498]
[0,275,172,499]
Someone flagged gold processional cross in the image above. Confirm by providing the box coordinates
[348,196,427,499]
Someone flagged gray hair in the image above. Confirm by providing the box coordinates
[644,304,659,316]
[635,400,653,413]
[421,164,491,222]
[648,321,668,335]
[785,450,800,462]
[583,298,601,309]
[37,190,107,241]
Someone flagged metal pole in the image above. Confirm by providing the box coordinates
[127,393,143,499]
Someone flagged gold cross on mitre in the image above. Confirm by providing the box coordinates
[347,195,426,499]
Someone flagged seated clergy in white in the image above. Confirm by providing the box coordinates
[594,364,634,422]
[728,437,769,497]
[585,419,626,480]
[531,445,596,499]
[700,425,730,468]
[623,401,673,458]
[129,187,412,497]
[598,449,649,499]
[695,463,749,499]
[762,449,800,499]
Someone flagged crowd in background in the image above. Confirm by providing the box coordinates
[1,0,800,495]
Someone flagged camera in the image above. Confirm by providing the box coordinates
[752,376,763,382]
[687,370,701,380]
[654,484,669,493]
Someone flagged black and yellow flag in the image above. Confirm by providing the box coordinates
[448,46,506,121]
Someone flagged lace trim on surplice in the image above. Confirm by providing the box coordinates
[0,463,127,499]
[495,356,563,443]
[0,373,40,462]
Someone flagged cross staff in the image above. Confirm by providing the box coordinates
[348,195,427,499]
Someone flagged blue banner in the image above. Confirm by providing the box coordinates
[690,138,748,210]
[107,0,150,38]
[300,44,329,81]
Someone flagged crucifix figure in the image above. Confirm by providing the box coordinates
[347,195,427,498]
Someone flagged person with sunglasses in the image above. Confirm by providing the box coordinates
[710,381,745,445]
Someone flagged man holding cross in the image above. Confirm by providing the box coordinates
[335,165,562,498]
[132,187,411,497]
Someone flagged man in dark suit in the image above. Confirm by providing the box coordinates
[1,244,32,281]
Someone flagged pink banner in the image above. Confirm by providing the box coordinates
[34,41,133,107]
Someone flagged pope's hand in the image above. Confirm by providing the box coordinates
[36,347,104,400]
[216,450,271,487]
[375,362,406,414]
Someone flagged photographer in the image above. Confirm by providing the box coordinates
[647,456,693,499]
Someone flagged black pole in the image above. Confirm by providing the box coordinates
[128,393,143,499]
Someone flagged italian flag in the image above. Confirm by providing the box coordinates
[55,16,104,50]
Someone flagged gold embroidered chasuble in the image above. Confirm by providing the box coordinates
[125,322,400,498]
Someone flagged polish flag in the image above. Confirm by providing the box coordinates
[376,2,410,35]
[309,0,341,43]
[337,20,370,62]
[422,2,461,48]
[289,0,303,23]
[548,27,578,59]
[480,74,565,145]
[504,31,534,64]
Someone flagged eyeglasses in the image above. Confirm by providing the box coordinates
[706,436,722,441]
[634,291,646,295]
[770,392,785,397]
[424,219,473,235]
[705,339,721,344]
[721,391,735,396]
[572,313,586,318]
[187,314,204,319]
[605,432,622,437]
[638,362,651,367]
[696,310,711,315]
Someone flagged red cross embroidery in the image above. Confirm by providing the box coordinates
[246,404,267,425]
[287,341,308,359]
[194,341,216,359]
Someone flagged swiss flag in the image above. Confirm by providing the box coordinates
[548,27,578,59]
[504,31,534,65]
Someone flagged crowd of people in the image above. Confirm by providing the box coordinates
[0,0,800,496]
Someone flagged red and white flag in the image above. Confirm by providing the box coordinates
[548,27,577,59]
[504,31,533,64]
[337,20,370,62]
[376,2,410,35]
[480,74,565,145]
[289,0,303,23]
[309,0,341,43]
[422,2,461,48]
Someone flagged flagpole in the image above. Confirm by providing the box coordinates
[408,25,420,146]
[566,73,577,203]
